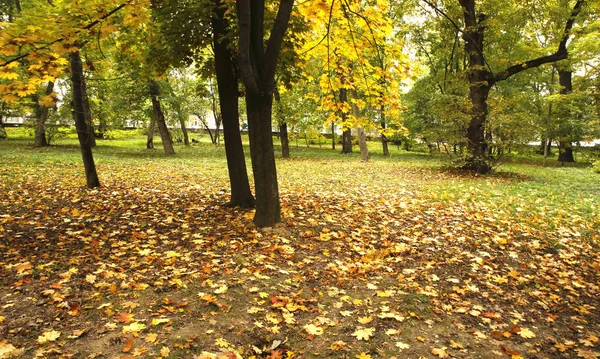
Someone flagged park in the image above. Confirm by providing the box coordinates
[1,0,599,358]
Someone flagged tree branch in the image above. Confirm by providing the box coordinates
[236,0,260,95]
[263,0,295,91]
[492,0,585,83]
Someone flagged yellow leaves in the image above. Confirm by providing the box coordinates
[395,342,410,350]
[303,323,324,336]
[214,285,228,294]
[351,327,375,341]
[0,341,22,358]
[517,328,536,339]
[357,315,373,324]
[151,318,170,326]
[122,322,146,334]
[144,333,158,343]
[37,330,61,344]
[431,347,449,358]
[159,346,170,357]
[0,72,19,80]
[355,353,372,359]
[577,349,600,359]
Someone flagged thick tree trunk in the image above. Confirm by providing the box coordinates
[236,0,293,226]
[350,89,369,162]
[557,69,575,163]
[246,92,281,226]
[69,51,100,188]
[34,81,54,147]
[279,122,290,158]
[147,115,155,149]
[179,116,190,146]
[212,1,255,208]
[149,80,175,155]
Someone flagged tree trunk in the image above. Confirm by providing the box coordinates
[34,81,54,147]
[246,92,281,226]
[381,112,389,156]
[331,122,335,150]
[0,113,6,139]
[340,88,352,154]
[350,89,369,162]
[236,0,293,226]
[179,115,190,146]
[149,80,175,155]
[279,122,290,158]
[69,51,100,188]
[213,0,255,208]
[81,70,96,148]
[147,115,155,149]
[557,69,575,163]
[273,87,290,158]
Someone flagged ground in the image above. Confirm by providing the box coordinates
[0,132,599,359]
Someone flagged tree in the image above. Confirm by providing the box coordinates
[34,81,54,147]
[422,0,586,172]
[236,0,294,226]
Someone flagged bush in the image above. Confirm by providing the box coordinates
[593,160,600,174]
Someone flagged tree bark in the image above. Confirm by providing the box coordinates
[149,80,175,155]
[557,69,575,163]
[81,72,96,147]
[236,0,293,226]
[350,88,369,162]
[381,107,389,156]
[273,87,290,158]
[179,115,190,146]
[69,51,100,188]
[279,122,290,158]
[213,0,255,208]
[340,88,352,154]
[34,81,54,147]
[147,115,155,149]
[0,113,6,139]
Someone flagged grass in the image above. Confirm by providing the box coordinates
[0,128,599,359]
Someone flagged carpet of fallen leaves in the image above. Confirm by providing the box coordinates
[1,152,599,359]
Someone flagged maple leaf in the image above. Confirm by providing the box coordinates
[352,327,375,341]
[395,342,410,350]
[160,346,170,357]
[355,352,372,359]
[0,341,22,358]
[122,336,134,353]
[117,312,135,323]
[330,341,348,351]
[215,338,229,347]
[518,328,536,339]
[431,347,449,358]
[122,322,146,334]
[37,330,60,344]
[357,315,373,324]
[145,333,158,343]
[303,323,324,335]
[577,349,600,359]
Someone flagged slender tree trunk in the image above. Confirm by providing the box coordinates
[381,106,389,156]
[179,116,190,146]
[69,51,100,188]
[273,87,290,158]
[246,92,280,226]
[149,80,175,155]
[340,88,353,154]
[279,122,290,158]
[147,115,155,149]
[34,81,54,147]
[212,0,254,208]
[331,122,335,150]
[81,71,96,148]
[350,89,369,162]
[0,113,6,139]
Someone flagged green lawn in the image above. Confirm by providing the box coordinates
[0,129,599,359]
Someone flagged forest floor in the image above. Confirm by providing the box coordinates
[1,133,599,359]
